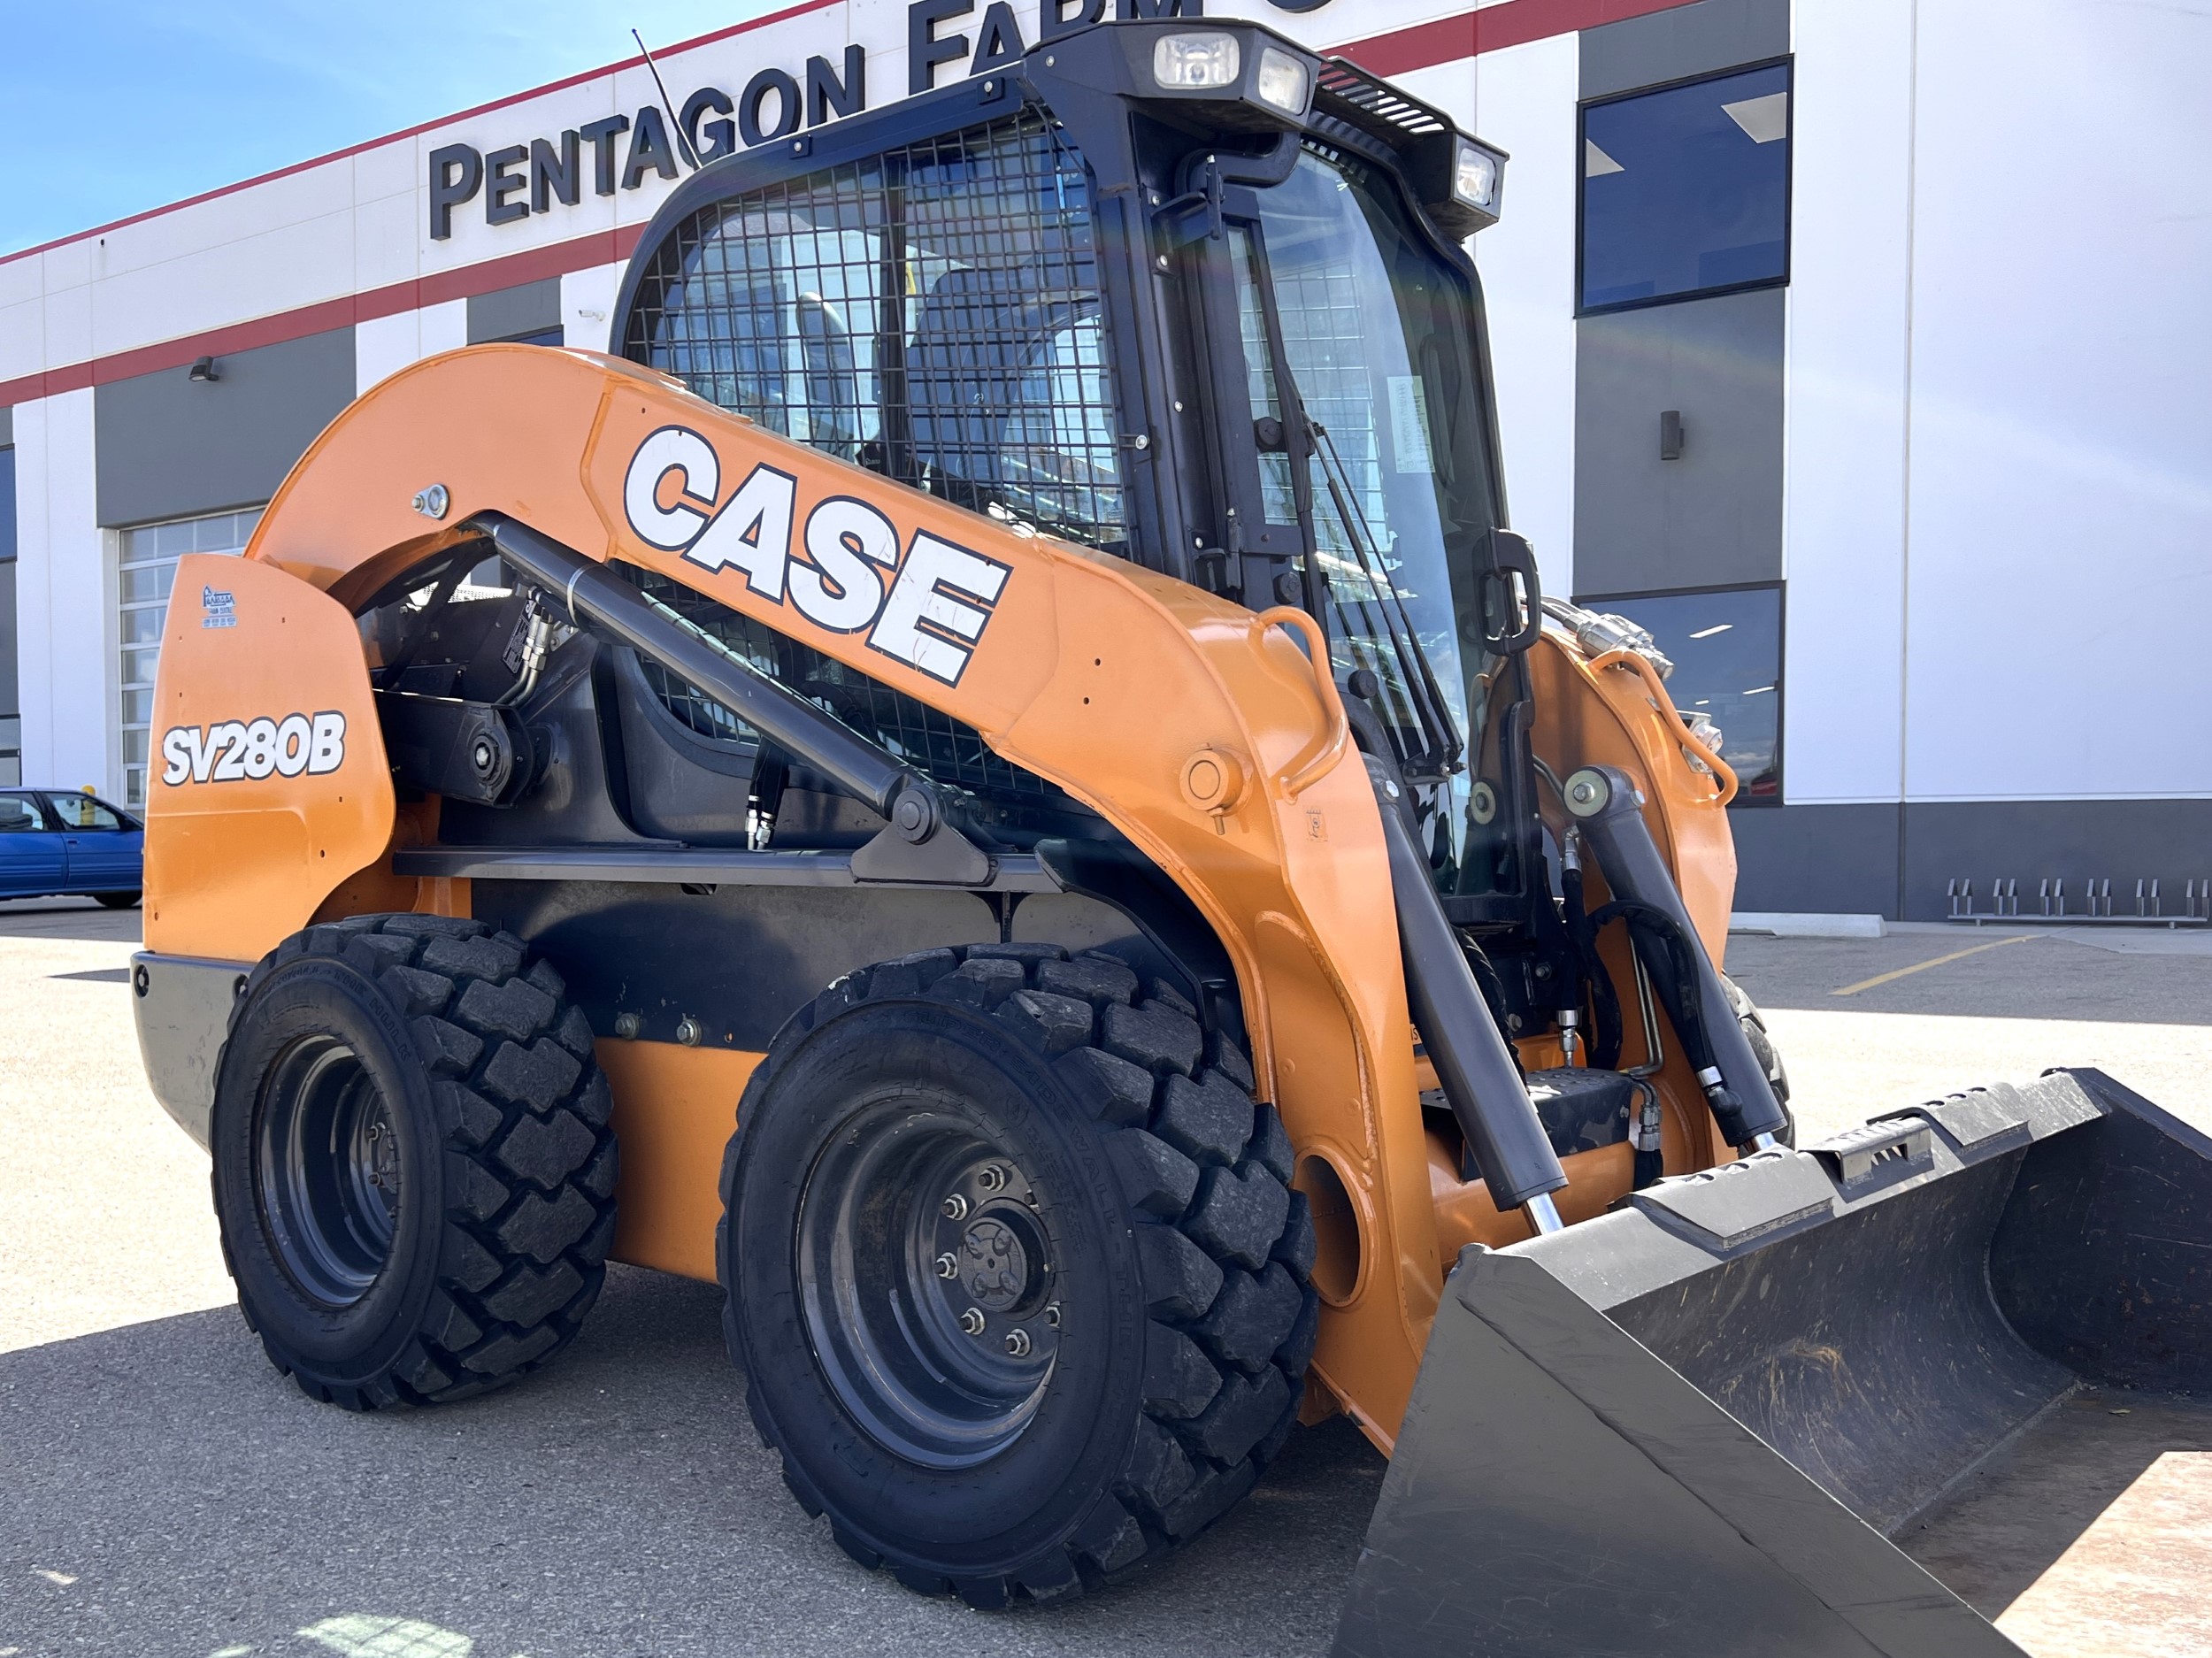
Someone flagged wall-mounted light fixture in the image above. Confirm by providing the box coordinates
[188,356,220,383]
[1659,409,1685,460]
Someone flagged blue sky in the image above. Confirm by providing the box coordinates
[0,1,786,255]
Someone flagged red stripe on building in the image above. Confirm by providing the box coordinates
[0,222,651,406]
[1,0,1701,408]
[1334,0,1701,76]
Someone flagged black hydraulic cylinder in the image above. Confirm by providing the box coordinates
[481,514,914,819]
[1565,764,1789,1146]
[1371,763,1568,1211]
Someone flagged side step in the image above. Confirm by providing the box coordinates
[1333,1070,2212,1657]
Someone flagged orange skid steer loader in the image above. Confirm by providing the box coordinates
[129,19,2212,1652]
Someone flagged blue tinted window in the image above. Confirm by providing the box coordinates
[1580,63,1790,312]
[0,445,14,562]
[1579,585,1784,802]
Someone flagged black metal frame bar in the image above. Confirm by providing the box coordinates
[393,844,1058,892]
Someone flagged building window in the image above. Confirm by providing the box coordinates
[1577,583,1784,802]
[1579,62,1792,314]
[117,507,262,806]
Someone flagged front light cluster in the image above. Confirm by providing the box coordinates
[1149,31,1314,119]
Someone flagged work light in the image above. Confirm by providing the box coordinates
[1254,45,1312,117]
[1454,138,1505,215]
[1153,33,1240,91]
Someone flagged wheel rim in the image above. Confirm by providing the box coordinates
[254,1036,401,1309]
[798,1092,1063,1470]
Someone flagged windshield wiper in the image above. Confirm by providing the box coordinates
[1306,417,1465,781]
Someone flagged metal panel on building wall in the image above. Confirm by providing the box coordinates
[1573,287,1785,595]
[1730,802,1901,917]
[467,280,562,345]
[1581,0,1790,98]
[0,560,16,725]
[1902,800,2212,925]
[94,328,355,527]
[1728,798,2212,921]
[0,404,12,446]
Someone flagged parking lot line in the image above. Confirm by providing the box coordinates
[1832,935,2039,997]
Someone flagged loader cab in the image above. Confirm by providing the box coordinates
[611,18,1545,940]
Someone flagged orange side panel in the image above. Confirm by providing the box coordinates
[143,555,395,961]
[595,1040,760,1283]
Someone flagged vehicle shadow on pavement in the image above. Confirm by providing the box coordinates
[0,1263,1379,1658]
[0,897,142,944]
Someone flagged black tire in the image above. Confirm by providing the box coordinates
[210,913,617,1409]
[722,943,1317,1609]
[94,890,141,910]
[1721,973,1794,1145]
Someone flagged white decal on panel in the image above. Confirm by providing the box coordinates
[793,497,899,632]
[624,426,721,550]
[869,534,1010,687]
[680,463,797,599]
[160,711,346,787]
[618,427,1010,687]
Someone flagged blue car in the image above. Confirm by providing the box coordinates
[0,788,143,908]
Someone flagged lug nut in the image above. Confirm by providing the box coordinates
[941,1193,969,1221]
[977,1163,1008,1192]
[959,1307,986,1336]
[1044,1303,1062,1329]
[675,1016,703,1047]
[935,1253,959,1279]
[1003,1329,1032,1357]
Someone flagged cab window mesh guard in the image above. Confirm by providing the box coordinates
[622,111,1124,557]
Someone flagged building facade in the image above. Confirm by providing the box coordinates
[2,0,2207,917]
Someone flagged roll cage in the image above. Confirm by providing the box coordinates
[610,17,1517,603]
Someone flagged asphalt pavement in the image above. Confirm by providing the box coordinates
[4,901,2209,1657]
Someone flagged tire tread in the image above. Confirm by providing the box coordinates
[218,915,617,1409]
[725,944,1317,1608]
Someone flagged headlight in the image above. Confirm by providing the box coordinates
[1254,45,1311,117]
[1153,33,1241,92]
[1454,139,1503,212]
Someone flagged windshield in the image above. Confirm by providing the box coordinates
[1233,148,1508,886]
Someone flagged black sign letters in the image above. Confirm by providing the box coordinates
[427,0,1215,238]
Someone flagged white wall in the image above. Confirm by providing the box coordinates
[1463,35,1580,598]
[354,299,467,395]
[560,263,625,353]
[1900,0,2212,802]
[1779,0,1916,804]
[11,390,110,792]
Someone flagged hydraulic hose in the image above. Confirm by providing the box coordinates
[1560,846,1624,1071]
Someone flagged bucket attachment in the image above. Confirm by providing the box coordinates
[1333,1069,2212,1657]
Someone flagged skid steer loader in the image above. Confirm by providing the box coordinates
[130,17,2212,1649]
